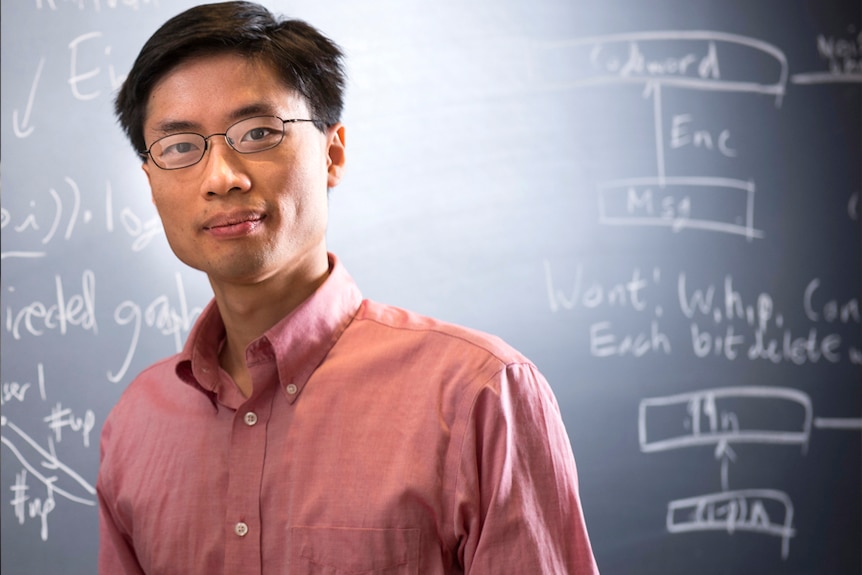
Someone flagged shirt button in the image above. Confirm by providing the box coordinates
[286,384,298,395]
[244,412,258,426]
[234,522,249,537]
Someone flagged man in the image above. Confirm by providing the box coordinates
[97,2,599,573]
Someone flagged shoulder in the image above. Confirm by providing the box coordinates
[336,299,551,406]
[118,353,182,396]
[102,353,198,432]
[351,299,531,368]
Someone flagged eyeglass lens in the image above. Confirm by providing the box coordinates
[147,116,287,170]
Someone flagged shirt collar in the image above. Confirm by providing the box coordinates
[175,253,363,404]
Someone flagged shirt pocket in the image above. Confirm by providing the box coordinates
[289,526,421,575]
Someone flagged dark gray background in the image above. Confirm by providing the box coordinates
[2,1,860,573]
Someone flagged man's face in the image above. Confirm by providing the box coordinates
[141,53,345,289]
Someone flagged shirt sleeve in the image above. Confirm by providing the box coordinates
[453,362,600,574]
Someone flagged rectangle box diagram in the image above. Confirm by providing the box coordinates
[667,489,795,559]
[638,386,813,453]
[529,30,787,100]
[597,176,764,240]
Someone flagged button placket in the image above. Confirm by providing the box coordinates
[223,342,277,571]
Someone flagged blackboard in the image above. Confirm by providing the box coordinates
[2,1,860,574]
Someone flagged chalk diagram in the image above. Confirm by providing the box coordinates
[531,30,862,559]
[638,386,862,559]
[0,414,96,542]
[531,29,862,240]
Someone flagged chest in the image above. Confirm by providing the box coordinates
[116,385,459,574]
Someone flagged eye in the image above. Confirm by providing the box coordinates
[156,135,203,158]
[229,117,285,152]
[163,140,201,156]
[240,126,278,143]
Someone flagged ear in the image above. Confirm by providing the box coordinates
[325,124,346,188]
[141,160,157,205]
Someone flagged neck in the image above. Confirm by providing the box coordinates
[211,254,330,397]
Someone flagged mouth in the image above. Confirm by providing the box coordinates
[203,211,265,230]
[202,211,266,237]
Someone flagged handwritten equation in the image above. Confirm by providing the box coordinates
[1,175,163,260]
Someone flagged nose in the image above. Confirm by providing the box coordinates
[199,136,251,197]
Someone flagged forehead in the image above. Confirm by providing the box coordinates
[144,53,307,131]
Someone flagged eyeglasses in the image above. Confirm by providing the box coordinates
[141,115,318,170]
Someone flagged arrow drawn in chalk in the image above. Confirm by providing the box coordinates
[13,57,46,138]
[715,439,737,491]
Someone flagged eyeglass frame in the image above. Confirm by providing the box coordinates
[139,115,320,170]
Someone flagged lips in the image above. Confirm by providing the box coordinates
[201,210,266,238]
[202,211,265,231]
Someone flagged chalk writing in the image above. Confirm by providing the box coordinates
[36,0,160,11]
[544,261,656,313]
[677,273,773,326]
[545,262,860,364]
[680,274,851,364]
[817,31,862,70]
[532,31,788,98]
[108,272,203,383]
[590,319,671,358]
[1,362,97,542]
[2,382,32,404]
[1,415,96,541]
[638,386,813,453]
[68,31,125,101]
[598,177,761,239]
[669,113,736,157]
[641,386,860,558]
[44,403,96,447]
[791,32,862,84]
[667,489,795,559]
[742,327,842,364]
[12,57,46,139]
[11,470,55,542]
[1,175,163,259]
[803,279,860,324]
[1,4,859,571]
[1,363,47,405]
[532,32,796,238]
[3,270,97,340]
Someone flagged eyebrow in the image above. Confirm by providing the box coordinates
[149,103,282,136]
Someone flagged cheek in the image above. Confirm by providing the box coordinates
[271,164,325,213]
[152,191,191,240]
[152,192,176,224]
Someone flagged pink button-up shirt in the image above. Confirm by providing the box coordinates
[97,254,598,574]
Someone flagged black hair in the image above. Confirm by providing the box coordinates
[115,1,345,154]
